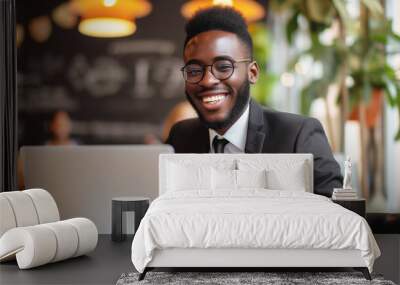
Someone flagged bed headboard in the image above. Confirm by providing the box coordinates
[159,154,313,195]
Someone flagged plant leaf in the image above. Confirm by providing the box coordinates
[332,0,350,29]
[360,0,384,18]
[304,0,335,24]
[286,11,299,44]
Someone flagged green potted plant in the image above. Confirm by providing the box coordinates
[269,0,400,203]
[249,23,278,106]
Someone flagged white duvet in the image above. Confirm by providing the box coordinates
[131,190,380,273]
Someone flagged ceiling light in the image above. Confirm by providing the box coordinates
[181,0,265,22]
[71,0,151,38]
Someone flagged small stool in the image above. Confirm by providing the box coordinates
[111,197,150,242]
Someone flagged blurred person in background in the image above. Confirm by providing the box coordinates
[46,110,79,145]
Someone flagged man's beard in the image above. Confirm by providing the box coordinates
[186,80,250,131]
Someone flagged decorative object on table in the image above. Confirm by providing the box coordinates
[112,197,150,242]
[116,271,394,285]
[0,189,98,269]
[332,188,358,200]
[343,156,352,190]
[332,156,358,200]
[332,199,366,218]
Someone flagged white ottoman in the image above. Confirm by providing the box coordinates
[0,189,98,269]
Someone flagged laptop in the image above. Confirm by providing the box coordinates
[21,145,174,234]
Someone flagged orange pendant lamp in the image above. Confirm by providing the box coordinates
[71,0,152,38]
[181,0,265,22]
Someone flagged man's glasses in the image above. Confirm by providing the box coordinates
[181,58,251,84]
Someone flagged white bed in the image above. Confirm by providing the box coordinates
[131,154,380,280]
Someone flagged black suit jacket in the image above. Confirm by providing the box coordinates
[166,99,343,197]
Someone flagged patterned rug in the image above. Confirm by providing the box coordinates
[116,271,396,285]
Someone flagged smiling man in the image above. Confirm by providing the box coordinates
[166,7,342,197]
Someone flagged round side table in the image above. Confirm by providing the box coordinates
[111,196,150,242]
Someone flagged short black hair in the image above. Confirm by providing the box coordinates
[184,7,253,58]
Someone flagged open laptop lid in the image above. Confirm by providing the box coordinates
[21,145,174,234]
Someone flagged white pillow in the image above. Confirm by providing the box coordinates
[211,169,268,190]
[212,168,236,190]
[236,169,267,189]
[266,163,307,191]
[167,162,212,191]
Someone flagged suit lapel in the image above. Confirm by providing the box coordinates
[196,123,210,153]
[245,99,267,153]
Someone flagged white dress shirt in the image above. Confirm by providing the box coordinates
[209,104,249,153]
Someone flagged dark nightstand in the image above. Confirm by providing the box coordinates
[332,198,366,218]
[111,197,150,242]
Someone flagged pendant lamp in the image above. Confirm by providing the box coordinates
[181,0,265,22]
[71,0,152,38]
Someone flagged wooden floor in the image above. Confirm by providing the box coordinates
[0,235,133,285]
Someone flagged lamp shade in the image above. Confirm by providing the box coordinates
[181,0,265,22]
[71,0,152,38]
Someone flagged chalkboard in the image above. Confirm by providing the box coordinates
[17,0,189,145]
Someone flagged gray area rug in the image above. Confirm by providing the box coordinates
[116,272,396,285]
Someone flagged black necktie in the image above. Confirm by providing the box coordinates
[212,137,229,153]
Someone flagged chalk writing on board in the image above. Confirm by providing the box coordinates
[68,55,129,97]
[109,40,176,55]
[72,120,160,140]
[19,86,78,112]
[18,36,186,144]
[153,57,183,99]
